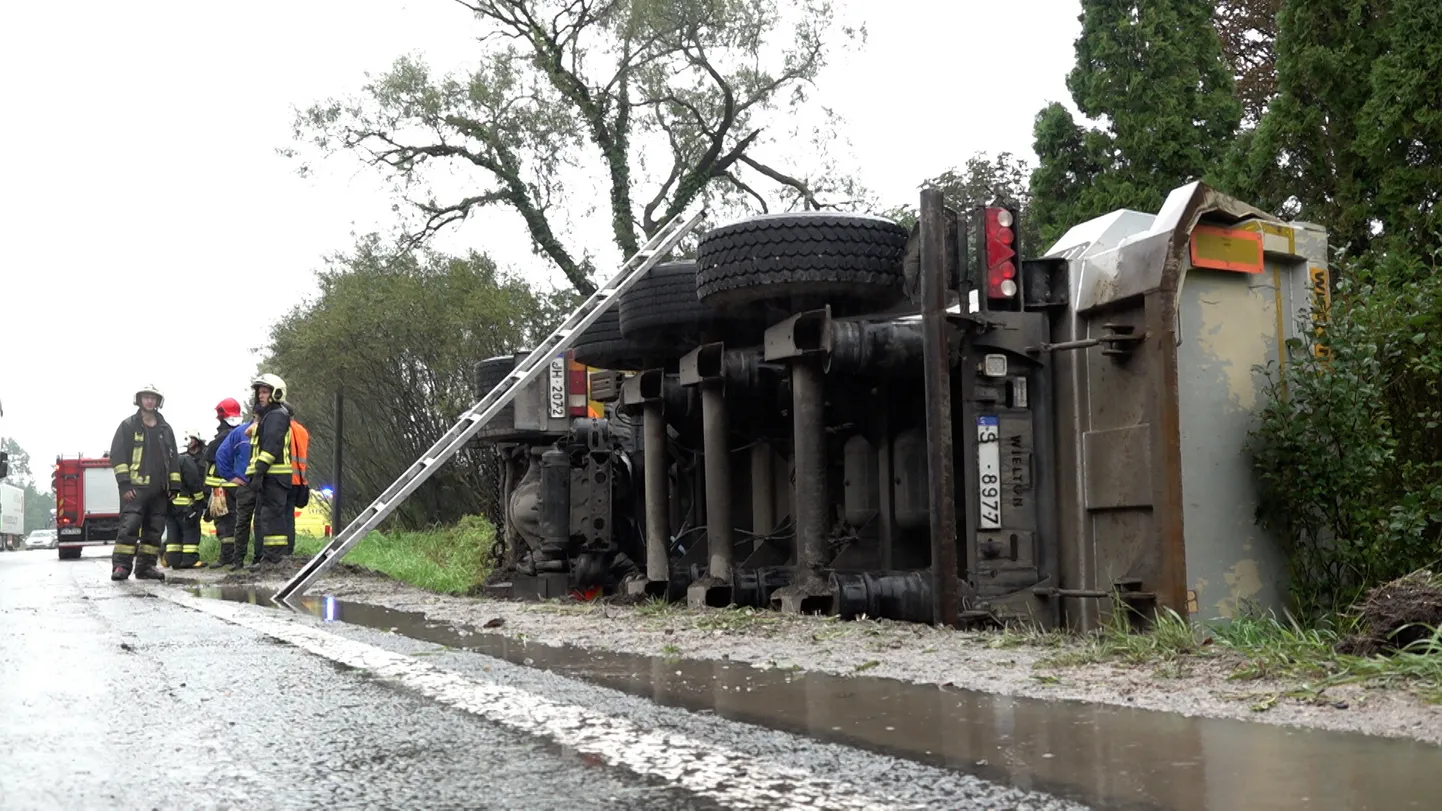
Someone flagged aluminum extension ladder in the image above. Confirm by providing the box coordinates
[273,208,707,602]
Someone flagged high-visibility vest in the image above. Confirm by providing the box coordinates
[290,419,310,487]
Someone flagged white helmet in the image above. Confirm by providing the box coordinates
[251,373,287,404]
[135,384,165,409]
[183,428,207,447]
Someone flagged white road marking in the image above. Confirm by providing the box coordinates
[154,588,901,810]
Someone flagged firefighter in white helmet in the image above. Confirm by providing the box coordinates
[245,373,294,567]
[109,384,180,581]
[165,427,210,569]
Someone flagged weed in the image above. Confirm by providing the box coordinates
[1041,607,1204,668]
[854,660,881,673]
[1214,612,1442,702]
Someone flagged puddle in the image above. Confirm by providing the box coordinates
[191,585,1442,811]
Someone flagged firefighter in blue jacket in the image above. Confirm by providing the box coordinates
[215,411,254,571]
[246,373,293,568]
[110,384,179,581]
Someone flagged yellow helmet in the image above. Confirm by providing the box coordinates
[134,384,165,409]
[251,373,287,404]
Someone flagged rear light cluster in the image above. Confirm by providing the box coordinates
[983,206,1019,300]
[566,352,591,417]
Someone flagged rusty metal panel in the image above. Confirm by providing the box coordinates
[1082,426,1154,509]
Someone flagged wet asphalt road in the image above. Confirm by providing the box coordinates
[0,549,1082,811]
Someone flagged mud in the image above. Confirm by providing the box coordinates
[1339,570,1442,656]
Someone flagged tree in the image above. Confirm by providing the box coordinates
[886,152,1045,253]
[1357,0,1442,249]
[0,437,32,487]
[1225,0,1386,253]
[263,235,566,530]
[1213,0,1283,126]
[1029,0,1242,244]
[1027,103,1113,248]
[287,0,869,295]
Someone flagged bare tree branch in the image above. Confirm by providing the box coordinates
[292,0,864,295]
[738,153,825,210]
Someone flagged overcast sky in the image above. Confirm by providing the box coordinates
[0,0,1079,483]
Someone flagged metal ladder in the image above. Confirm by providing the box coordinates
[273,208,707,602]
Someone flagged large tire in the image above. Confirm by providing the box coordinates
[473,355,517,438]
[618,262,709,338]
[695,212,909,309]
[571,307,650,370]
[474,356,516,402]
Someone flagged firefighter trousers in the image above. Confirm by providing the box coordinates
[284,485,298,555]
[215,488,239,565]
[255,475,291,563]
[234,485,257,566]
[166,508,203,568]
[113,489,168,573]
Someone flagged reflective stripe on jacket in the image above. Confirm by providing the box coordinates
[171,452,206,508]
[246,404,293,477]
[110,411,179,490]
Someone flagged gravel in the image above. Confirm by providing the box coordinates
[179,568,1442,747]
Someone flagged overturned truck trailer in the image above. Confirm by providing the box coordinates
[476,182,1330,631]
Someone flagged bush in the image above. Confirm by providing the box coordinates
[1249,249,1442,619]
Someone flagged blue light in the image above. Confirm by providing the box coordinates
[320,487,335,498]
[323,595,338,622]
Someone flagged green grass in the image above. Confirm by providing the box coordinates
[1211,613,1442,703]
[198,514,497,595]
[1020,605,1442,703]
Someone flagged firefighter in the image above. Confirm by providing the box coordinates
[204,398,244,566]
[246,373,293,567]
[167,429,209,568]
[110,384,179,582]
[215,413,254,571]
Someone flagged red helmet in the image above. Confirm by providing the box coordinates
[215,397,242,420]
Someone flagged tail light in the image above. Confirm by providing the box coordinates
[983,206,1020,300]
[325,524,332,537]
[567,352,590,417]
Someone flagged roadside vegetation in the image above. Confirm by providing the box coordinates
[991,598,1442,705]
[198,514,497,594]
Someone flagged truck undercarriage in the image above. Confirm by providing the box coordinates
[466,183,1330,632]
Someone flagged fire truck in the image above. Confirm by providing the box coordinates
[52,455,121,559]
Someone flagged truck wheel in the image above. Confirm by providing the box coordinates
[695,212,909,310]
[618,262,713,341]
[472,356,518,439]
[620,261,765,354]
[58,547,81,560]
[474,356,516,399]
[571,307,650,370]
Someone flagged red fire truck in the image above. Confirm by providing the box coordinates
[52,455,121,560]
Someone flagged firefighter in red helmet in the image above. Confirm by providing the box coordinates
[204,397,245,566]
